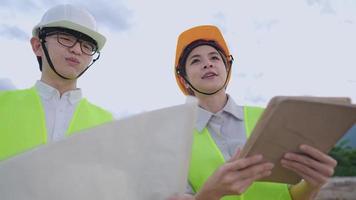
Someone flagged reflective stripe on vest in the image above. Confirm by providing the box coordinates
[188,106,292,200]
[0,87,113,161]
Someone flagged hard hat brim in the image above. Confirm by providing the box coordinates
[32,20,106,51]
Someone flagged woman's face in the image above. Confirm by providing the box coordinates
[184,45,227,95]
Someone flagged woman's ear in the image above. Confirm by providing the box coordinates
[183,79,189,89]
[182,77,195,96]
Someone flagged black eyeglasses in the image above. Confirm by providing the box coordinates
[47,32,98,56]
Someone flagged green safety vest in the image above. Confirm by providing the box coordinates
[189,106,292,200]
[0,87,113,161]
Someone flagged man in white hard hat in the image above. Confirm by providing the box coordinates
[0,4,113,161]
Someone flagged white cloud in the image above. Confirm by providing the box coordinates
[0,25,29,41]
[1,0,356,115]
[0,78,16,90]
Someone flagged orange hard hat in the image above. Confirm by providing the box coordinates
[174,25,233,95]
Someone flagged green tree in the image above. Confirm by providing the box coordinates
[329,140,356,176]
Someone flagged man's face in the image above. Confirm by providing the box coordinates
[38,31,94,79]
[184,45,227,95]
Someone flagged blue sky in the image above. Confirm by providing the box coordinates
[1,0,356,116]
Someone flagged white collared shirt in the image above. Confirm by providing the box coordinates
[186,95,247,194]
[195,94,247,160]
[35,81,82,142]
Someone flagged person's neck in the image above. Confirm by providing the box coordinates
[40,76,77,96]
[196,90,228,113]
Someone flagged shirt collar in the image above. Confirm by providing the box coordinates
[195,94,244,132]
[35,80,82,104]
[196,106,213,132]
[223,94,244,121]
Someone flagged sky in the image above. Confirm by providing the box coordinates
[1,0,356,117]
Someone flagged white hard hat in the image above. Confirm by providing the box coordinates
[32,4,106,51]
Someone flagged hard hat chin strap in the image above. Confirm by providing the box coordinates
[76,52,100,78]
[40,39,71,80]
[39,38,100,80]
[176,63,232,96]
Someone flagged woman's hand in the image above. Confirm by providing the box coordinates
[282,144,337,199]
[167,194,195,200]
[195,149,274,200]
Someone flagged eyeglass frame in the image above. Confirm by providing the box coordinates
[45,31,98,56]
[39,27,99,56]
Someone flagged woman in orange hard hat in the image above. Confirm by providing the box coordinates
[170,25,337,200]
